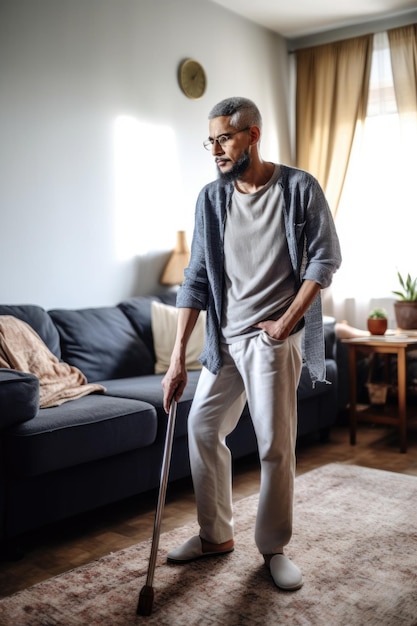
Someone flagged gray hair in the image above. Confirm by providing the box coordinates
[208,97,262,130]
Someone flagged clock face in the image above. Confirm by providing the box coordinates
[179,59,206,99]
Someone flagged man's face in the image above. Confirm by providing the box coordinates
[208,116,251,182]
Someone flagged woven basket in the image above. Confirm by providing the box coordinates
[365,352,390,405]
[366,382,389,405]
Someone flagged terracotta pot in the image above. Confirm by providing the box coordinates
[394,301,417,330]
[367,318,387,335]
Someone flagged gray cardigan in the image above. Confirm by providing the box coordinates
[177,164,342,383]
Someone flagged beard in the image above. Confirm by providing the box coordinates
[217,150,250,183]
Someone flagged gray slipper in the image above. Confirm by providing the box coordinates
[269,554,303,590]
[167,535,234,564]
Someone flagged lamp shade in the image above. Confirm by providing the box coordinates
[160,230,190,286]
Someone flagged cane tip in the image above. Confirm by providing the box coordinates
[137,584,154,616]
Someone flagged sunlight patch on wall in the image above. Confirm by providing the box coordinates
[113,116,182,260]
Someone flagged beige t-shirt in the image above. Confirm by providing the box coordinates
[221,165,297,342]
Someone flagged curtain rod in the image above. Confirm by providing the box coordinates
[287,10,417,53]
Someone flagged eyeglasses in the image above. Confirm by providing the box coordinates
[203,127,250,151]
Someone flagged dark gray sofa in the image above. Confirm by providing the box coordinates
[0,294,338,551]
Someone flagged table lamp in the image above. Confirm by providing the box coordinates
[160,230,190,286]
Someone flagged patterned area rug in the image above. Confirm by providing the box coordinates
[1,463,416,625]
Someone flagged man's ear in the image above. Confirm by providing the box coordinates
[248,125,261,145]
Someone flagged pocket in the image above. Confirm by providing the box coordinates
[259,331,285,346]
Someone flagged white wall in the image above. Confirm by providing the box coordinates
[0,0,291,309]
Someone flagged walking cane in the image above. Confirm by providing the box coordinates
[137,398,178,616]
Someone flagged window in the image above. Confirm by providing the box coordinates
[331,32,417,328]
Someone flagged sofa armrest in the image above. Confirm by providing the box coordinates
[0,369,39,430]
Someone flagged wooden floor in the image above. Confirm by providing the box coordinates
[1,421,416,599]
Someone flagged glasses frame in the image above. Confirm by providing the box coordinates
[203,127,250,151]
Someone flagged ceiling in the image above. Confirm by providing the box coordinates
[208,0,417,40]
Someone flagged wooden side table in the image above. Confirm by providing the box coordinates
[342,335,417,453]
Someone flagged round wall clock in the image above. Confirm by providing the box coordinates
[178,59,207,99]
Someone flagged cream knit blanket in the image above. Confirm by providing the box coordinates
[0,315,105,408]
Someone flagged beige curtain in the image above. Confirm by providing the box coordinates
[296,35,373,216]
[387,24,417,114]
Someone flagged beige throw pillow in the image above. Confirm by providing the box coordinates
[151,301,205,374]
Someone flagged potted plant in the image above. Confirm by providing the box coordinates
[367,307,388,335]
[392,271,417,330]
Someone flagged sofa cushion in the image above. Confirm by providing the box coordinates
[0,369,39,429]
[118,296,160,359]
[0,305,61,358]
[48,306,154,382]
[5,395,157,477]
[102,370,201,441]
[297,358,337,400]
[151,301,205,373]
[323,316,337,360]
[117,292,178,360]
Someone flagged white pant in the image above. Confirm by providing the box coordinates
[188,329,303,555]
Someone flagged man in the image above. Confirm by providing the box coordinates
[162,97,341,590]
